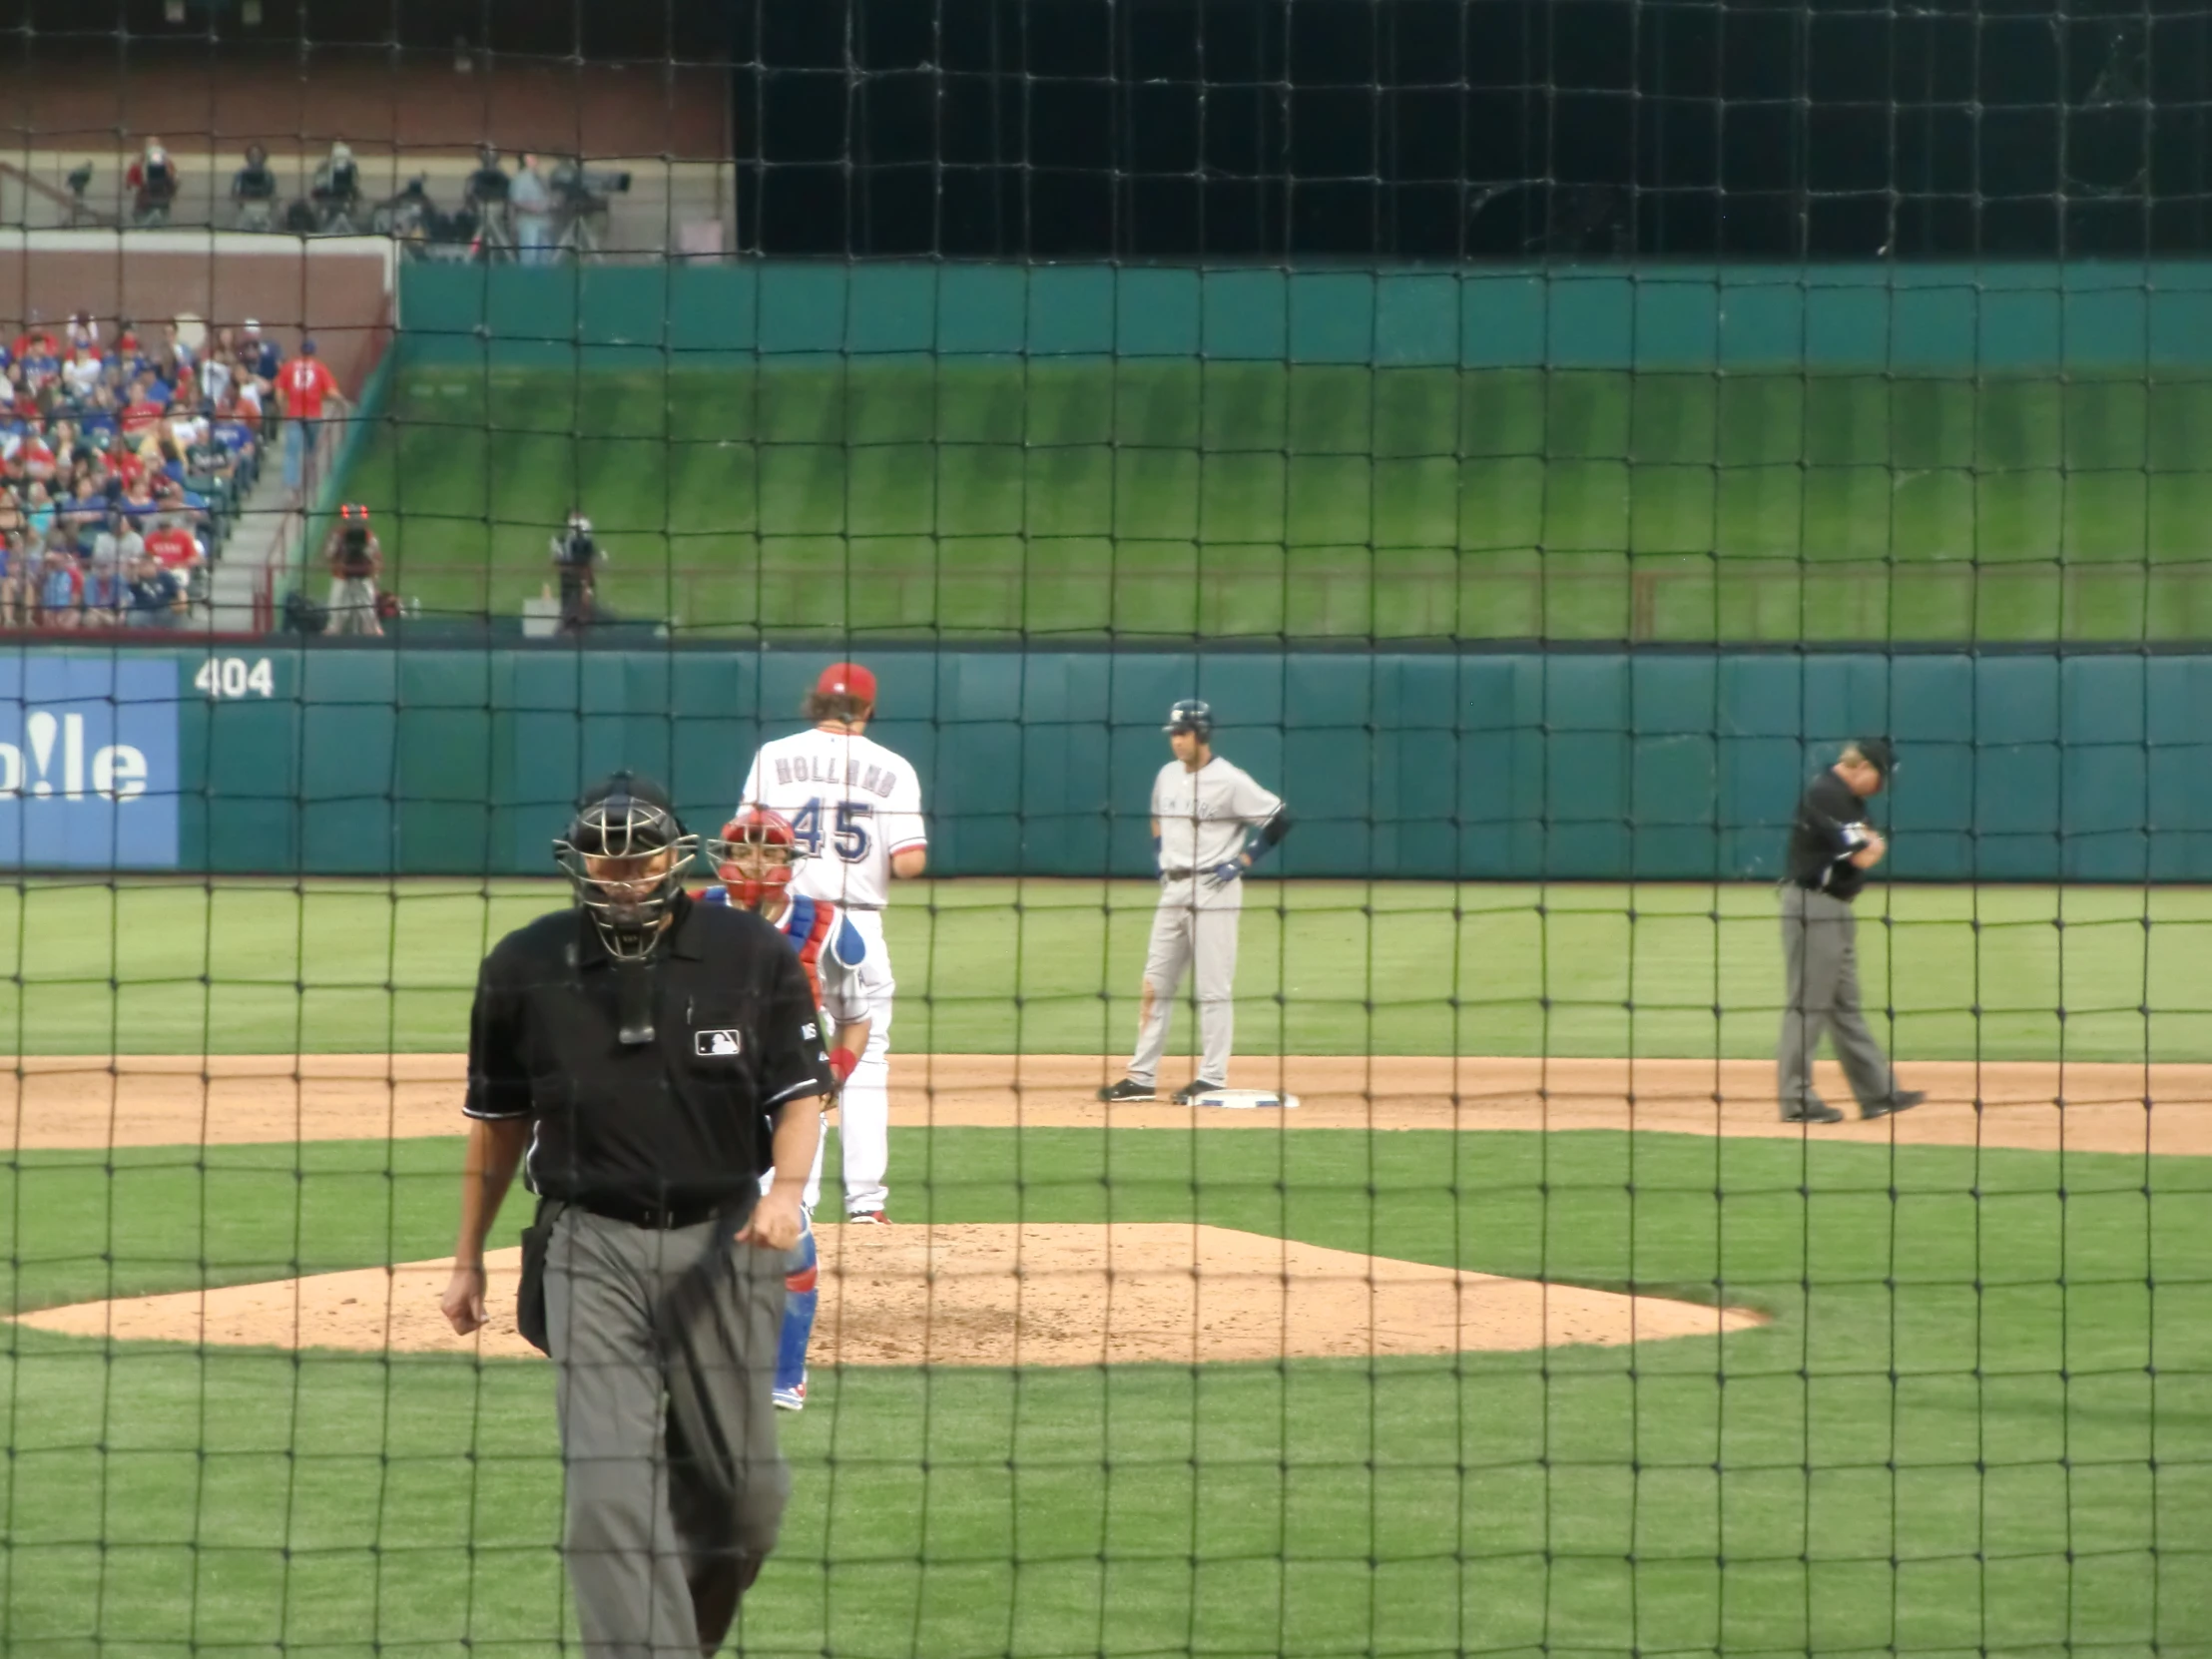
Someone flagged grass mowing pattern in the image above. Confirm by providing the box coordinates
[2,877,2208,1061]
[2,1129,2205,1656]
[349,363,2212,642]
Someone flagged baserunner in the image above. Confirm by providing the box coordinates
[1098,699,1292,1105]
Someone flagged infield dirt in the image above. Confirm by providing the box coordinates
[2,1052,2205,1155]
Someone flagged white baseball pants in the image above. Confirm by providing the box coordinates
[1127,877,1241,1089]
[820,907,891,1219]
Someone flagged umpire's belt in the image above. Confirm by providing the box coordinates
[573,1194,728,1231]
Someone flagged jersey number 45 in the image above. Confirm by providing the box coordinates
[790,799,871,862]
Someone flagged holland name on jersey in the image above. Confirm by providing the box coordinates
[768,755,901,798]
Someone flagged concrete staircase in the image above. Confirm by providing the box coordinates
[204,460,298,633]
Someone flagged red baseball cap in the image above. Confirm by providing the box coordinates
[816,661,876,703]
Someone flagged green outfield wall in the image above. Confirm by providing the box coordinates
[5,646,2207,881]
[396,261,2212,372]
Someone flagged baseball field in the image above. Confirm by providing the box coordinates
[347,364,2212,643]
[2,874,2206,1655]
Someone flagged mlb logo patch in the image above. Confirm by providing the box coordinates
[694,1028,743,1058]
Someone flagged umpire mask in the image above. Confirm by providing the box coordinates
[553,772,699,962]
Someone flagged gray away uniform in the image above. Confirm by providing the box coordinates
[1126,756,1284,1089]
[1776,767,1901,1116]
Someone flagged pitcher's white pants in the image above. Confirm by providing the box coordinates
[807,907,892,1218]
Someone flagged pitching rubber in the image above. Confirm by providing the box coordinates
[1185,1087,1301,1111]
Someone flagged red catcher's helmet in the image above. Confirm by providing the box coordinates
[712,806,798,909]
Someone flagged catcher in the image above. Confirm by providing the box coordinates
[701,806,883,1410]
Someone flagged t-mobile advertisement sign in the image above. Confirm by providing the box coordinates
[0,657,179,867]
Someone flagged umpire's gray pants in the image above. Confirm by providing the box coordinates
[547,1207,790,1659]
[1777,884,1898,1114]
[1128,877,1240,1087]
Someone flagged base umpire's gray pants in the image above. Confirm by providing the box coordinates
[547,1207,790,1659]
[1777,884,1899,1114]
[1129,876,1240,1088]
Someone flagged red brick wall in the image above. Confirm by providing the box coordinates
[0,245,390,394]
[0,44,727,160]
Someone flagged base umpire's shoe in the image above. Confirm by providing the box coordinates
[773,1380,807,1412]
[1780,1099,1846,1125]
[1097,1077,1156,1103]
[1861,1089,1927,1120]
[1171,1081,1227,1106]
[846,1210,888,1226]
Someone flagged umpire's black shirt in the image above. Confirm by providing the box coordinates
[1785,770,1878,901]
[464,892,833,1210]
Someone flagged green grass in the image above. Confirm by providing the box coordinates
[2,876,2210,1062]
[343,362,2212,642]
[3,1127,2209,1657]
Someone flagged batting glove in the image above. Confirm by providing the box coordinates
[1203,859,1243,889]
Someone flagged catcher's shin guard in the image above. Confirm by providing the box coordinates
[776,1208,818,1396]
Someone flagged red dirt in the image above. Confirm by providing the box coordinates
[14,1223,1764,1365]
[4,1052,2206,1156]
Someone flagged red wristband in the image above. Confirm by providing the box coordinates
[828,1047,858,1084]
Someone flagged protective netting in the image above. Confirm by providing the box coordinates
[0,6,2204,1659]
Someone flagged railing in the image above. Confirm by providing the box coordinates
[362,557,2212,642]
[0,152,733,263]
[247,418,351,633]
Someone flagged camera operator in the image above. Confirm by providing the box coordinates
[323,502,383,638]
[550,509,604,632]
[311,141,361,232]
[125,139,178,228]
[233,144,278,232]
[509,153,555,266]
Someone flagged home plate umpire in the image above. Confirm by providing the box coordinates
[441,771,835,1657]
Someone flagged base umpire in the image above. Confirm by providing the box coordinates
[1777,738,1926,1125]
[441,773,833,1658]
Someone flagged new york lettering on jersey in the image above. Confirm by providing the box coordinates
[1154,758,1283,872]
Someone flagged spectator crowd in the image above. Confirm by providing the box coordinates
[0,310,269,630]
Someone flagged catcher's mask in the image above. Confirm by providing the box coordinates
[553,772,698,961]
[708,806,799,910]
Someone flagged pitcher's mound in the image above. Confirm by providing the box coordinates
[14,1223,1761,1365]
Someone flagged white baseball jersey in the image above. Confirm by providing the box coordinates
[742,730,926,910]
[1153,757,1284,874]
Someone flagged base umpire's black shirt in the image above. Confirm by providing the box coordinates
[1786,770,1879,901]
[463,892,833,1209]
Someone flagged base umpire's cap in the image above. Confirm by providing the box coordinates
[1853,736,1897,779]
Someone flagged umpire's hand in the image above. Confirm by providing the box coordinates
[737,1185,806,1253]
[441,1261,488,1336]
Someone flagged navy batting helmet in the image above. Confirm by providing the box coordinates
[1164,698,1212,739]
